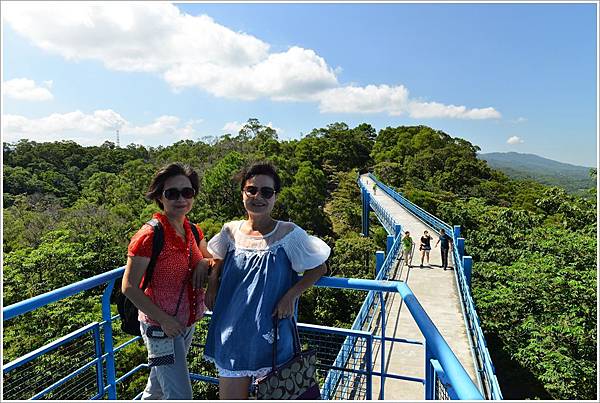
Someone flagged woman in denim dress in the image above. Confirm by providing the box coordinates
[203,162,329,399]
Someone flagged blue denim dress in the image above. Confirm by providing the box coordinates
[203,221,330,378]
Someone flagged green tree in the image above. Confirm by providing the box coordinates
[199,151,246,220]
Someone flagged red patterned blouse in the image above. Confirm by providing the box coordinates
[127,212,206,327]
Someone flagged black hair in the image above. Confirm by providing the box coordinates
[237,162,281,193]
[146,162,199,210]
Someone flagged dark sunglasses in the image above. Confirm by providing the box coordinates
[243,186,276,199]
[163,187,196,200]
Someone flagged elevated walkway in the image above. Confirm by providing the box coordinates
[2,174,501,400]
[361,175,478,399]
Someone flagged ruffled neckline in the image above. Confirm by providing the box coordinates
[236,220,281,239]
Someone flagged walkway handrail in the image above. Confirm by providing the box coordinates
[3,267,125,321]
[367,173,451,233]
[322,224,402,398]
[316,277,483,400]
[3,270,484,400]
[363,173,503,400]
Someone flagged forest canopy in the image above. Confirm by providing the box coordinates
[2,120,597,399]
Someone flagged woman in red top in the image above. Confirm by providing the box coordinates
[123,162,211,400]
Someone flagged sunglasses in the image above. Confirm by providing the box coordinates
[243,186,276,199]
[163,187,196,200]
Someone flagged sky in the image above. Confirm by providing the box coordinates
[1,1,597,167]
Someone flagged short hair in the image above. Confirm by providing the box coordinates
[440,228,446,234]
[405,231,410,235]
[238,162,281,193]
[146,162,199,210]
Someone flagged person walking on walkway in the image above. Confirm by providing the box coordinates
[419,230,433,268]
[401,231,414,268]
[434,228,454,270]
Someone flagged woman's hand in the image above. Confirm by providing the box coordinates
[192,258,210,290]
[205,259,223,311]
[158,314,185,338]
[205,277,219,311]
[272,290,298,320]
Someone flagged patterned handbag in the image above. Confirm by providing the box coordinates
[255,317,321,400]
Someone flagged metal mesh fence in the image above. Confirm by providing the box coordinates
[300,328,371,400]
[187,318,220,400]
[435,376,450,400]
[3,328,100,400]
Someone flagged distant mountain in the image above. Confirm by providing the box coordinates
[478,152,596,194]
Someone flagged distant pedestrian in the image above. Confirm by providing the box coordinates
[372,182,377,195]
[401,231,413,267]
[434,228,454,270]
[419,230,433,268]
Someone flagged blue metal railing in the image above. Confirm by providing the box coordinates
[363,173,503,400]
[3,269,483,400]
[3,173,495,400]
[322,221,404,399]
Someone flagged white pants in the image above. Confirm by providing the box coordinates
[140,322,195,400]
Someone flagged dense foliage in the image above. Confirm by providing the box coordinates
[2,122,596,399]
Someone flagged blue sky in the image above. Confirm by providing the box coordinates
[2,1,597,167]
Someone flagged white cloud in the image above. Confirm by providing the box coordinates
[317,84,501,119]
[408,101,501,119]
[165,46,338,101]
[2,110,201,146]
[507,135,524,145]
[2,2,501,119]
[2,78,54,101]
[265,122,283,134]
[3,3,337,101]
[318,85,410,115]
[222,121,244,134]
[511,117,527,123]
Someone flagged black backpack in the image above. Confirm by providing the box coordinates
[115,218,201,336]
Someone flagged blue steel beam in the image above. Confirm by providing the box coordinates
[102,279,118,400]
[4,256,483,400]
[315,276,484,400]
[3,267,125,321]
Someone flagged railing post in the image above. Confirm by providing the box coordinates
[424,342,435,400]
[375,251,385,278]
[366,333,373,400]
[386,235,394,255]
[93,324,105,398]
[362,188,370,237]
[102,280,118,399]
[379,292,386,400]
[463,256,473,289]
[453,225,461,239]
[457,238,465,260]
[394,224,402,238]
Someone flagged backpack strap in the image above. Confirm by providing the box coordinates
[141,218,164,290]
[140,219,201,290]
[190,223,201,246]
